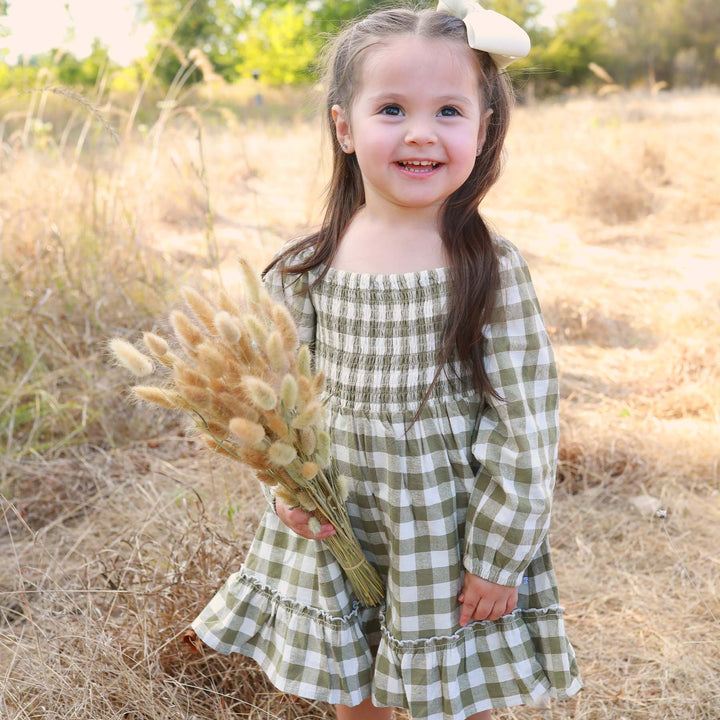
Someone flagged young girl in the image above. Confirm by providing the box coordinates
[192,3,582,718]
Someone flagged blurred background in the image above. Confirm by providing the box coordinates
[2,0,720,96]
[1,2,719,719]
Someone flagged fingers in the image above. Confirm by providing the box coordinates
[458,575,519,626]
[458,599,476,627]
[480,598,507,622]
[458,581,482,626]
[307,519,337,541]
[459,595,504,626]
[275,501,336,540]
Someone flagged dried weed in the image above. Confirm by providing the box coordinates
[2,90,720,719]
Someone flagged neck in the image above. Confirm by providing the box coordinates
[356,205,441,241]
[360,195,443,231]
[331,205,448,274]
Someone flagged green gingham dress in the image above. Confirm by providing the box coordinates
[192,237,582,718]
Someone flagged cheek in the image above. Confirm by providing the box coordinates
[451,132,482,164]
[354,126,394,161]
[454,134,482,183]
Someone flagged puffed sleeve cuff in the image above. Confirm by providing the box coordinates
[463,238,558,587]
[463,555,526,589]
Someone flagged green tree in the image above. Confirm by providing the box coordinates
[612,0,682,86]
[485,0,543,28]
[481,0,547,89]
[0,0,10,62]
[678,0,720,84]
[234,0,423,85]
[541,0,614,87]
[238,3,318,85]
[55,39,117,88]
[311,1,397,34]
[143,0,243,85]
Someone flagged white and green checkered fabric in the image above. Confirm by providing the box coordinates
[192,237,582,718]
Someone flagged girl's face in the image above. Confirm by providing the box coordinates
[333,35,491,221]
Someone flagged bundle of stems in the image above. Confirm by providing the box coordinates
[109,259,384,607]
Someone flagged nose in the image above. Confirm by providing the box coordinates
[404,116,437,146]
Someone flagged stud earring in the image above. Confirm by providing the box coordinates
[476,147,482,156]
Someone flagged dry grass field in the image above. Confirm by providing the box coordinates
[1,87,719,719]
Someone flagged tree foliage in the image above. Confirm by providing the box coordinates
[238,3,317,85]
[0,0,9,61]
[54,39,118,88]
[310,0,398,34]
[680,0,720,83]
[4,0,719,93]
[143,0,243,84]
[533,0,720,90]
[485,0,543,28]
[605,0,720,86]
[541,0,614,86]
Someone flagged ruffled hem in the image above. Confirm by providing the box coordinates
[192,569,582,718]
[374,607,582,718]
[191,569,375,706]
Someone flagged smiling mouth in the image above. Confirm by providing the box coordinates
[397,160,441,173]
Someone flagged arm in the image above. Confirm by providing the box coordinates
[262,247,317,350]
[258,247,318,511]
[463,242,558,593]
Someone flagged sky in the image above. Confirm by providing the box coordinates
[2,1,152,64]
[1,0,578,65]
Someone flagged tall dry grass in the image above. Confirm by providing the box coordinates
[1,86,719,719]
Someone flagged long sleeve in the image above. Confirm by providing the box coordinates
[262,246,317,350]
[258,244,317,509]
[463,240,559,588]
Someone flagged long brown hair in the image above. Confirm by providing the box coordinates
[266,6,514,404]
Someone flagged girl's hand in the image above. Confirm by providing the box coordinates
[275,500,337,541]
[458,572,518,626]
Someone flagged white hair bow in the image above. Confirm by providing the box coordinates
[437,0,531,69]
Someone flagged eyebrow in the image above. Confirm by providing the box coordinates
[366,92,475,106]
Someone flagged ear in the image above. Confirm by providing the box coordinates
[332,104,354,153]
[476,108,493,155]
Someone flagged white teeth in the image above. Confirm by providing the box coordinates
[399,160,438,172]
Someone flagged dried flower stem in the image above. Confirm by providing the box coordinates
[110,256,385,606]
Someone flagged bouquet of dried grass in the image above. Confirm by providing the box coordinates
[110,258,384,607]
